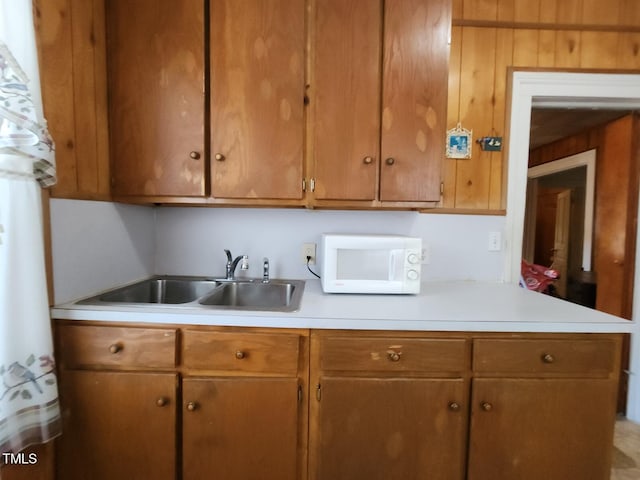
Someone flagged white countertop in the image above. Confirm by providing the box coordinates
[51,280,636,333]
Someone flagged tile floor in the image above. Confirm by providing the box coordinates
[612,418,640,479]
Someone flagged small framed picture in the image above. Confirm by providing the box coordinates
[446,124,473,159]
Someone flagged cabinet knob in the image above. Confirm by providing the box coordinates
[235,350,246,360]
[448,402,461,411]
[363,156,373,165]
[542,353,555,364]
[109,343,122,354]
[481,402,493,412]
[186,401,198,412]
[215,153,226,161]
[385,157,395,166]
[156,397,169,407]
[387,351,401,362]
[189,151,201,160]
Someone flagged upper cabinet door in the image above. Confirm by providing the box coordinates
[210,0,305,200]
[107,0,206,197]
[380,0,450,202]
[310,0,382,201]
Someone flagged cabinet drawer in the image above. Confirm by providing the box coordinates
[58,325,177,369]
[473,338,618,376]
[319,336,468,373]
[182,330,301,375]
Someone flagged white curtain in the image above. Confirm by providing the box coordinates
[0,0,61,458]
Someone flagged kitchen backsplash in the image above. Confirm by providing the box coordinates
[50,199,507,304]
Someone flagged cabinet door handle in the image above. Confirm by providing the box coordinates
[542,353,555,364]
[363,156,373,165]
[109,343,122,354]
[387,351,401,362]
[215,153,226,161]
[385,157,395,166]
[480,401,493,412]
[156,397,169,407]
[186,401,198,412]
[235,350,246,360]
[448,402,461,411]
[189,151,201,160]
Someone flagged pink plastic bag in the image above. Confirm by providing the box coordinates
[520,260,559,293]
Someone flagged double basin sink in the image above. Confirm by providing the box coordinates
[77,276,305,312]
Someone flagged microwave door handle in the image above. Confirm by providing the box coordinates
[389,250,399,281]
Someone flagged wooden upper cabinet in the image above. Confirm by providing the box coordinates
[380,0,450,202]
[210,0,305,200]
[106,0,206,197]
[310,0,450,205]
[310,0,382,201]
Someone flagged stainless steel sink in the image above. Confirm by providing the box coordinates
[198,279,304,312]
[76,276,305,312]
[77,276,221,305]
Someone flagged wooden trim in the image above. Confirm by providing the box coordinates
[42,190,54,306]
[453,19,640,33]
[419,207,506,216]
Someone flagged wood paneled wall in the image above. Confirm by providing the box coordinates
[35,0,110,200]
[445,0,640,210]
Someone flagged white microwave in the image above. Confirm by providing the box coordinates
[320,234,422,294]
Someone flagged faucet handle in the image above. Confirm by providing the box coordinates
[224,249,233,262]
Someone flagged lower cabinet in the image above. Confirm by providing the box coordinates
[56,323,308,480]
[309,333,470,480]
[57,371,177,480]
[55,322,622,480]
[467,337,620,480]
[180,329,308,480]
[182,377,301,480]
[312,377,467,480]
[468,378,617,480]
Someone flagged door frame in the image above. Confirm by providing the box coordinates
[526,149,596,271]
[504,71,640,422]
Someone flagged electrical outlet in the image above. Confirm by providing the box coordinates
[422,245,430,264]
[302,242,316,264]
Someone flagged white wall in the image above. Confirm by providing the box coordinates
[49,199,155,304]
[155,207,506,282]
[49,200,506,301]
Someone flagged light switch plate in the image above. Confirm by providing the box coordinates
[488,232,502,251]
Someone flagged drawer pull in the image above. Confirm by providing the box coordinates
[189,151,201,160]
[387,351,401,362]
[235,350,246,360]
[156,397,169,407]
[109,343,123,354]
[215,153,226,162]
[542,353,555,364]
[481,402,493,412]
[448,402,461,411]
[186,401,198,412]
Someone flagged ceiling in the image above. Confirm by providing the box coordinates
[529,108,632,149]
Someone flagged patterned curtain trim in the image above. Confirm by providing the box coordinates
[0,398,61,461]
[0,351,61,457]
[0,41,56,188]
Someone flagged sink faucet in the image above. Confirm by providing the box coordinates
[224,249,248,280]
[262,257,270,283]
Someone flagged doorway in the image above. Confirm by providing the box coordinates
[523,150,596,304]
[504,71,640,423]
